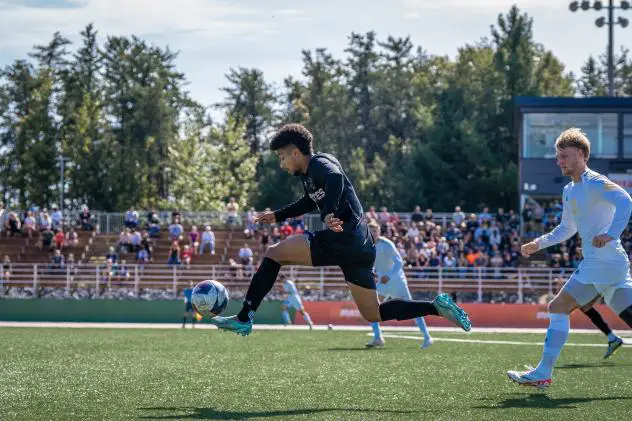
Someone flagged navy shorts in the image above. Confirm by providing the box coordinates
[305,222,376,290]
[185,302,194,312]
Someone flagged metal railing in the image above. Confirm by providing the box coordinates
[0,263,578,302]
[3,209,482,234]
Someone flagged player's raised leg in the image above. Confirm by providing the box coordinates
[346,276,471,331]
[209,234,312,336]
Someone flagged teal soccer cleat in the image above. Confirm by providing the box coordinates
[208,315,253,336]
[604,337,624,359]
[433,293,472,332]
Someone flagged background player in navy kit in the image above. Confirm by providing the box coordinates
[209,124,471,336]
[182,282,196,329]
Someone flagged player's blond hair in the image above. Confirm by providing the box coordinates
[555,128,591,161]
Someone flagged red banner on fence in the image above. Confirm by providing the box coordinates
[298,301,631,330]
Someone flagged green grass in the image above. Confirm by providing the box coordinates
[1,327,631,421]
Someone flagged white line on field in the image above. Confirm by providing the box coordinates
[374,333,629,347]
[0,322,630,337]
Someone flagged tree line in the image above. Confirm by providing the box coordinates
[1,5,631,213]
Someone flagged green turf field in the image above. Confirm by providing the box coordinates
[1,327,631,421]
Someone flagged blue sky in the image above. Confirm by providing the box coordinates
[1,0,631,108]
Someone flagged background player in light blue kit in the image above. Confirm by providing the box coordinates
[279,274,314,329]
[366,220,433,348]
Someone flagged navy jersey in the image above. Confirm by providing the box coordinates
[274,153,364,232]
[183,288,193,304]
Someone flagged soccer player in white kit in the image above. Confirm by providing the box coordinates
[366,220,433,349]
[279,274,314,329]
[508,128,632,389]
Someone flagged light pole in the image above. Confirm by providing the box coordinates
[569,0,630,96]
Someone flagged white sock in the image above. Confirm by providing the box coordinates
[607,332,618,342]
[281,310,291,325]
[371,322,382,340]
[414,317,430,340]
[302,311,313,327]
[534,313,570,378]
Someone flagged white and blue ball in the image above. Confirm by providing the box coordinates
[191,280,229,318]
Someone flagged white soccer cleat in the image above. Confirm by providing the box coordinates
[365,338,385,348]
[420,337,434,349]
[506,369,552,390]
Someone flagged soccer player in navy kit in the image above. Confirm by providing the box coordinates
[209,124,471,335]
[182,284,196,329]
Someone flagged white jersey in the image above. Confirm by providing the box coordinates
[283,280,303,310]
[374,237,406,282]
[537,168,632,284]
[283,280,299,297]
[375,237,410,299]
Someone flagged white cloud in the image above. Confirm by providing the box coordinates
[402,0,565,11]
[0,0,272,54]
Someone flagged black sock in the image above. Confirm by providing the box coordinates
[379,299,439,321]
[581,307,612,336]
[237,257,281,322]
[192,315,196,327]
[619,305,632,329]
[182,316,186,326]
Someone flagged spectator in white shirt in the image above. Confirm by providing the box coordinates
[51,205,63,230]
[238,243,253,265]
[443,250,457,268]
[406,223,420,240]
[124,208,139,229]
[200,226,215,255]
[452,206,465,225]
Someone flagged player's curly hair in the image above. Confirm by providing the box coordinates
[555,128,591,161]
[270,124,314,156]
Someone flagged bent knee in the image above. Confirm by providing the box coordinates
[548,298,574,314]
[360,311,381,323]
[264,245,282,262]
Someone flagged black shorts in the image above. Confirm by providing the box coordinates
[185,302,194,312]
[305,223,376,290]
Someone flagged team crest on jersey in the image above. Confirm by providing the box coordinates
[306,177,316,191]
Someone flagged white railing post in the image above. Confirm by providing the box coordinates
[477,267,483,303]
[33,264,39,297]
[95,265,100,298]
[211,265,216,280]
[438,267,443,292]
[320,267,325,299]
[172,266,178,298]
[548,269,553,296]
[517,271,524,304]
[106,214,110,234]
[65,265,71,297]
[134,265,140,298]
[438,267,443,294]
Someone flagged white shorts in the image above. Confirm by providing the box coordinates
[562,260,632,314]
[283,295,303,310]
[376,278,412,301]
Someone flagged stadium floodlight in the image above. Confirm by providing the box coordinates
[571,1,630,96]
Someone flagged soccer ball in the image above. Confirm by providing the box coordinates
[191,280,229,318]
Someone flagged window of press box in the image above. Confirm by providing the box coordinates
[523,113,618,158]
